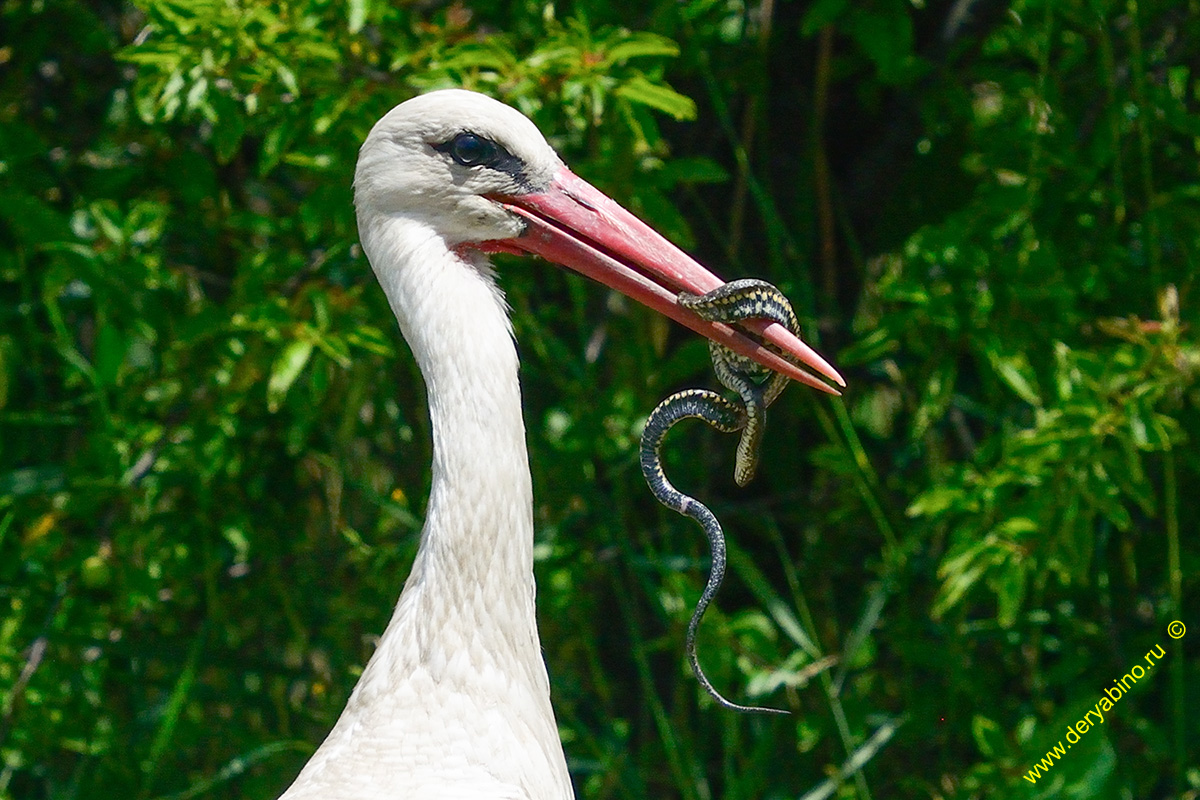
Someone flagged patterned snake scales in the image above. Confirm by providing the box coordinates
[639,278,799,716]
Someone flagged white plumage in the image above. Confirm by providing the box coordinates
[279,89,842,800]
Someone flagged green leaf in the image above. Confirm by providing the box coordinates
[185,76,208,113]
[605,34,680,64]
[906,485,961,517]
[267,339,314,412]
[312,332,352,368]
[348,0,368,34]
[993,561,1026,628]
[260,122,296,174]
[0,336,11,410]
[276,64,299,96]
[996,516,1039,539]
[0,466,66,497]
[345,326,394,356]
[932,561,988,619]
[971,715,1005,758]
[211,113,245,164]
[988,349,1042,406]
[440,42,516,71]
[837,327,898,367]
[844,6,920,84]
[913,363,956,438]
[94,325,125,387]
[614,76,696,121]
[117,47,183,68]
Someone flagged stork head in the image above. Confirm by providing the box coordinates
[354,89,843,392]
[355,90,562,247]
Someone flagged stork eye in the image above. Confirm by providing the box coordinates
[444,133,499,167]
[431,132,528,186]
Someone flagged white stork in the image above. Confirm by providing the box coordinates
[279,89,842,800]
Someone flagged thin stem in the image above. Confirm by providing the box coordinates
[1125,0,1162,287]
[769,527,872,800]
[1024,1,1054,205]
[1094,7,1127,225]
[615,488,709,800]
[812,25,837,309]
[810,395,901,564]
[728,0,776,260]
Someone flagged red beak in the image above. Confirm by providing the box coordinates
[492,167,844,394]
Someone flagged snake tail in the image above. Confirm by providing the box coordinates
[640,390,788,716]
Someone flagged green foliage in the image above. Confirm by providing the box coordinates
[2,0,1197,799]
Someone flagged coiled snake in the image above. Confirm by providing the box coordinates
[639,278,800,715]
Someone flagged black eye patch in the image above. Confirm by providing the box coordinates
[433,132,528,185]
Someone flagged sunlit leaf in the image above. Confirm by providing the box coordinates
[348,0,368,34]
[615,76,696,121]
[605,34,680,64]
[267,339,314,412]
[971,715,1005,758]
[988,349,1043,406]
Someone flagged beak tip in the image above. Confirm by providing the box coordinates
[805,352,846,389]
[804,373,843,397]
[811,353,846,388]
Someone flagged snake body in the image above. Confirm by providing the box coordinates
[639,278,800,715]
[679,280,798,487]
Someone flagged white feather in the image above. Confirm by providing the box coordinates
[279,91,573,800]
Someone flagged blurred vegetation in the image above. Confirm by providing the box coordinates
[2,0,1197,798]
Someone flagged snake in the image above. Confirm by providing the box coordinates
[639,278,800,716]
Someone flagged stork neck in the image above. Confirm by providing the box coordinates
[300,215,571,799]
[370,216,537,617]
